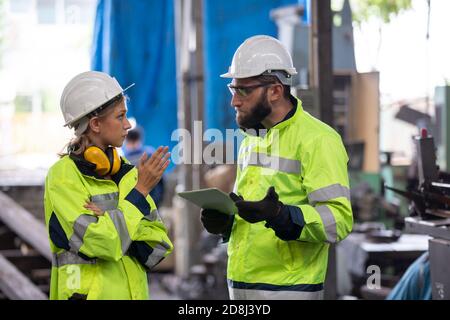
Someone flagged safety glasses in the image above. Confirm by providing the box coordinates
[227,83,273,97]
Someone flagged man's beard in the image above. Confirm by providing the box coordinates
[236,90,272,129]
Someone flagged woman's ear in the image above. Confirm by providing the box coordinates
[89,117,101,134]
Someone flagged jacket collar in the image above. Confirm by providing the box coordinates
[70,153,134,184]
[270,95,302,131]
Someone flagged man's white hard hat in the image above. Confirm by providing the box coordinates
[60,71,134,133]
[221,35,297,85]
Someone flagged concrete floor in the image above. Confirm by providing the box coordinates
[149,273,182,300]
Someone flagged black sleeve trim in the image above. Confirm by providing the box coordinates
[50,212,97,261]
[49,212,70,251]
[128,241,154,270]
[125,188,151,216]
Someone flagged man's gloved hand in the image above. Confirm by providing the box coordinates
[229,186,283,223]
[200,208,233,235]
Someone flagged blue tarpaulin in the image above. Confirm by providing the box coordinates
[91,0,177,159]
[91,0,307,164]
[204,0,302,132]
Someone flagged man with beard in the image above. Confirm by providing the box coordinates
[199,35,353,300]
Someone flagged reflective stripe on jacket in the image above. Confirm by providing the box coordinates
[44,156,173,300]
[228,96,353,298]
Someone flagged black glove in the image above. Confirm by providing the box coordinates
[200,208,233,235]
[229,186,282,223]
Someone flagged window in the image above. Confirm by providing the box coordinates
[10,0,32,14]
[37,0,56,24]
[65,0,94,24]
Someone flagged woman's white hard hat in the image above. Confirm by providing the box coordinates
[60,71,134,130]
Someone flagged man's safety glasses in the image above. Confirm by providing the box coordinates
[227,83,273,97]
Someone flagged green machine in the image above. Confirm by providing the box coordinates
[347,143,409,228]
[435,86,450,172]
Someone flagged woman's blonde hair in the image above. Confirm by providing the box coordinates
[59,95,126,158]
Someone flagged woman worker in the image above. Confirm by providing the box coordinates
[44,71,173,300]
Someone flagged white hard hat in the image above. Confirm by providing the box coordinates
[60,71,134,129]
[221,35,297,85]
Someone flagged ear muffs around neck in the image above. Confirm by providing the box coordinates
[83,146,120,176]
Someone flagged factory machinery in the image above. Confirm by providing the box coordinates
[386,129,450,300]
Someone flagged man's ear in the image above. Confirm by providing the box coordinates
[89,117,101,134]
[268,84,283,102]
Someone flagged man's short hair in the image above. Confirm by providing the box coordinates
[251,74,291,99]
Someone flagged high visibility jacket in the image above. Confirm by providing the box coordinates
[227,96,353,300]
[44,155,173,300]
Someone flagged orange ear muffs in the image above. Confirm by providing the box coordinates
[84,146,120,176]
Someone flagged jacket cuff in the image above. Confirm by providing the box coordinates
[125,188,151,216]
[265,205,304,241]
[287,205,305,228]
[127,241,168,271]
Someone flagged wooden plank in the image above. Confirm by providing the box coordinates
[30,268,51,280]
[0,249,41,258]
[0,192,51,261]
[0,249,50,271]
[0,253,47,300]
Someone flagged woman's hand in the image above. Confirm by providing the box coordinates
[84,201,104,216]
[135,146,170,196]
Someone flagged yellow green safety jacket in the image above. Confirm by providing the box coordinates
[227,96,353,299]
[44,155,173,300]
